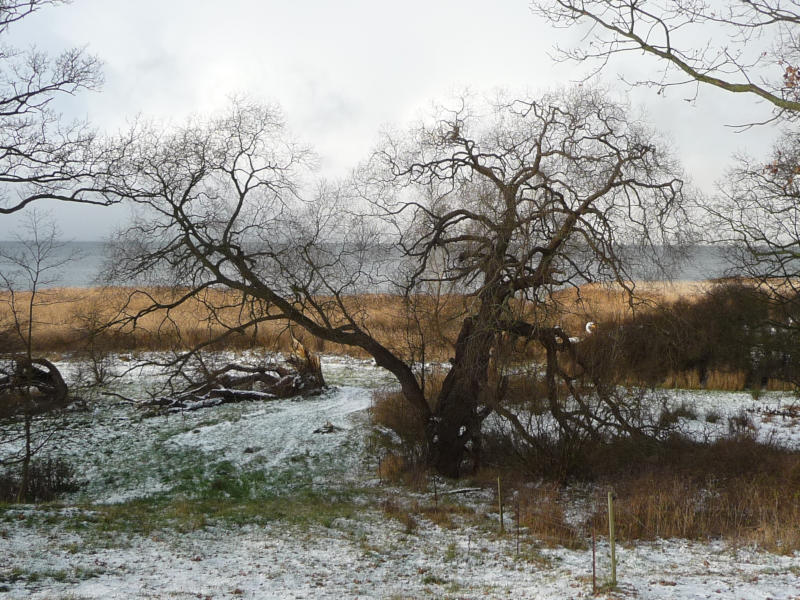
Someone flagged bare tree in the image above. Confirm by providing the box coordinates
[365,89,685,475]
[104,92,684,477]
[0,210,72,500]
[0,0,122,216]
[533,1,800,335]
[709,133,800,315]
[533,0,800,121]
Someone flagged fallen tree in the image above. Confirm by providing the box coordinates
[138,341,326,416]
[0,356,69,420]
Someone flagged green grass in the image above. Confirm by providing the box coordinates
[48,457,369,541]
[443,541,458,562]
[0,566,103,585]
[421,573,448,585]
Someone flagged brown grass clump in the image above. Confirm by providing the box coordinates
[766,378,798,392]
[591,472,800,553]
[662,369,703,390]
[381,498,418,533]
[371,389,428,456]
[377,453,409,484]
[704,369,748,391]
[516,483,586,549]
[503,435,800,553]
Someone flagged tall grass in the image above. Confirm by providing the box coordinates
[5,281,798,391]
[0,287,471,360]
[0,281,698,355]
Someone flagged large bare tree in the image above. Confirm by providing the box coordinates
[534,1,800,339]
[0,0,119,216]
[104,91,684,477]
[533,0,800,119]
[365,89,684,475]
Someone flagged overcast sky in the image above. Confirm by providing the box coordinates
[0,0,780,240]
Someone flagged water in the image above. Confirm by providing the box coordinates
[0,241,109,288]
[0,241,732,289]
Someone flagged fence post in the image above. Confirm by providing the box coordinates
[498,476,504,533]
[515,494,520,556]
[592,517,597,595]
[608,490,617,588]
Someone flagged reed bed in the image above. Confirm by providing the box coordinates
[3,283,662,357]
[1,281,795,391]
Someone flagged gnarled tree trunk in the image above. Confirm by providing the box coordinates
[427,315,497,478]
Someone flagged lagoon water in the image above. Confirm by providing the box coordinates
[0,241,110,288]
[0,241,732,289]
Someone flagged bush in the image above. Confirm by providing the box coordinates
[370,370,448,466]
[0,457,81,502]
[580,282,800,390]
[657,401,698,427]
[482,430,800,552]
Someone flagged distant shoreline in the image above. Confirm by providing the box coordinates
[0,241,734,288]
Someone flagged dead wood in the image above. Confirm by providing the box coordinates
[0,356,70,420]
[140,341,326,416]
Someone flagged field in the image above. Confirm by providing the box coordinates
[2,353,800,599]
[2,282,800,598]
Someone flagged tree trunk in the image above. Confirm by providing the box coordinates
[427,316,495,478]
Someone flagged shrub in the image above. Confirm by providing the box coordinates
[657,401,698,427]
[581,282,800,390]
[0,457,81,502]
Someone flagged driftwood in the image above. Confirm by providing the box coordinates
[140,340,326,415]
[0,356,69,420]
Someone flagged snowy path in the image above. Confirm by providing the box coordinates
[165,386,371,470]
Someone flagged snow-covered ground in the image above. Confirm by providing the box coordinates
[4,509,800,599]
[1,354,799,599]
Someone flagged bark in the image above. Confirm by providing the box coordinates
[0,356,69,420]
[427,316,496,478]
[140,345,327,416]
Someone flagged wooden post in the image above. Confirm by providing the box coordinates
[498,476,504,533]
[592,519,597,595]
[515,494,520,556]
[608,490,617,588]
[433,475,438,510]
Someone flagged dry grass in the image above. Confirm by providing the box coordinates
[516,482,587,549]
[549,280,711,334]
[4,282,796,391]
[766,378,798,392]
[0,287,471,360]
[458,436,800,553]
[662,369,703,390]
[373,427,800,553]
[704,370,749,391]
[0,281,704,357]
[591,471,800,553]
[380,497,418,533]
[572,436,800,553]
